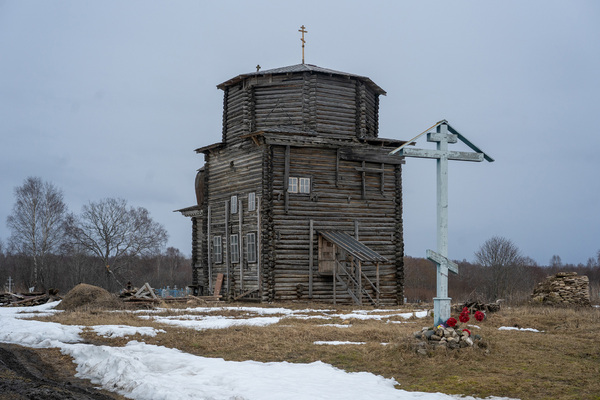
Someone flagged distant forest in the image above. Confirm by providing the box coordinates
[0,248,192,295]
[405,252,600,305]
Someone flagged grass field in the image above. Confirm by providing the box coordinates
[38,302,600,400]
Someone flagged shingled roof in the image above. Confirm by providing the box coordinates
[217,63,386,95]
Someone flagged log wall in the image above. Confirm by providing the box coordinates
[222,73,381,143]
[268,144,403,304]
[202,143,264,298]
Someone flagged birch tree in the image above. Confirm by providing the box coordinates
[6,177,67,288]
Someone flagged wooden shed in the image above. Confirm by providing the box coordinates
[177,63,408,305]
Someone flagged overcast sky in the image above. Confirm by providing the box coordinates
[1,1,599,266]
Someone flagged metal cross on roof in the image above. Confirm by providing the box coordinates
[299,25,307,64]
[390,120,493,326]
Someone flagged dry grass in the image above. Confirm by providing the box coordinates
[37,303,600,400]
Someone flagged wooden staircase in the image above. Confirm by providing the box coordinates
[334,259,380,306]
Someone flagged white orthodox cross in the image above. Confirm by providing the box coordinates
[390,120,493,326]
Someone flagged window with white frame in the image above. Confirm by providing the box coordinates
[213,236,222,264]
[288,177,298,193]
[248,192,256,211]
[230,195,238,214]
[299,177,311,193]
[288,177,310,194]
[246,232,257,263]
[230,234,239,263]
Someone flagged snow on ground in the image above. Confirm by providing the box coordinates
[138,314,283,330]
[92,325,166,338]
[132,306,429,331]
[313,340,367,345]
[498,326,543,333]
[0,302,518,400]
[318,323,351,328]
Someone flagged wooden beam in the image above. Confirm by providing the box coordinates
[339,147,405,165]
[361,161,366,200]
[335,148,340,187]
[400,147,485,162]
[257,196,261,291]
[239,198,243,292]
[284,145,290,213]
[309,219,314,298]
[207,205,212,293]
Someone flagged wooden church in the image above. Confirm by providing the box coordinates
[177,62,409,305]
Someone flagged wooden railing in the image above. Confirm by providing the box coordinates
[334,259,380,306]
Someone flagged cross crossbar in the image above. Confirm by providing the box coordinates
[400,147,484,162]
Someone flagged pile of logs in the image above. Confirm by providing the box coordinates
[121,282,159,303]
[0,290,60,307]
[453,300,502,314]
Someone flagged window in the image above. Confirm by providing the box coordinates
[230,234,239,263]
[213,236,222,264]
[248,192,256,211]
[230,195,238,214]
[246,232,257,263]
[299,177,311,193]
[288,177,310,194]
[288,177,298,193]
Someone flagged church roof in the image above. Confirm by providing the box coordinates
[217,63,386,95]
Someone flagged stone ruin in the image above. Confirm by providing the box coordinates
[531,272,590,307]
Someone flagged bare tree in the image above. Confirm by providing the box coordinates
[474,236,527,301]
[64,198,168,289]
[549,254,562,268]
[6,177,67,288]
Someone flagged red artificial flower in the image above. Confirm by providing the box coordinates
[462,307,470,314]
[459,313,470,323]
[446,317,457,327]
[462,329,471,336]
[474,311,485,321]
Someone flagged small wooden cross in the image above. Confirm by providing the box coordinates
[299,25,307,64]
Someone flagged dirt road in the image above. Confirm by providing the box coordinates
[0,343,126,400]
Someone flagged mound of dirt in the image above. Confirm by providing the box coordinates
[56,283,121,311]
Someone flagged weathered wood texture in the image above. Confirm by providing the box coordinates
[185,65,405,305]
[202,143,264,297]
[222,73,380,144]
[268,145,402,305]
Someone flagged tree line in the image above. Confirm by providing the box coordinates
[405,236,600,305]
[1,177,190,294]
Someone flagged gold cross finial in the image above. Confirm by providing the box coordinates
[299,25,307,64]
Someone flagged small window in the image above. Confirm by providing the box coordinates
[230,234,239,263]
[299,177,311,193]
[230,195,238,214]
[248,192,256,211]
[213,236,222,264]
[288,177,298,193]
[246,232,257,263]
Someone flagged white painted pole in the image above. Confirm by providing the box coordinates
[433,123,451,325]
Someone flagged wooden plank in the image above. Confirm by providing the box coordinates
[309,219,313,298]
[214,273,224,297]
[233,288,259,301]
